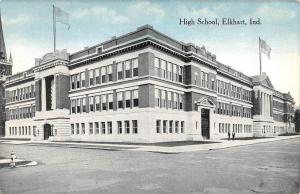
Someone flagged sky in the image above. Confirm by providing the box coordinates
[1,0,300,105]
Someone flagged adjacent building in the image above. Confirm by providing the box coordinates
[0,12,13,136]
[3,25,296,142]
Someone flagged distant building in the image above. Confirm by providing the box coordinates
[3,25,295,142]
[0,12,13,136]
[295,108,300,133]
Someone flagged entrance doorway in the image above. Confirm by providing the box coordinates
[201,109,210,139]
[44,124,52,140]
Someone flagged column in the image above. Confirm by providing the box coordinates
[41,78,46,111]
[262,92,264,116]
[52,75,56,110]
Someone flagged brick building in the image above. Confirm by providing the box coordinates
[3,25,295,142]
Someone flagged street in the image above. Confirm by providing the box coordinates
[0,138,299,194]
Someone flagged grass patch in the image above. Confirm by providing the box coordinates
[221,137,274,140]
[0,138,31,141]
[53,140,220,147]
[278,132,299,136]
[0,160,32,168]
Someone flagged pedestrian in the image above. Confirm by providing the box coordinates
[228,130,231,141]
[232,131,236,141]
[10,151,16,168]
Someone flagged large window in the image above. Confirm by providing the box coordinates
[108,94,113,110]
[101,95,107,111]
[108,121,112,134]
[95,68,100,84]
[81,123,85,134]
[132,59,138,77]
[155,89,160,107]
[125,120,130,134]
[167,62,172,80]
[95,96,100,111]
[95,122,99,134]
[71,100,76,113]
[125,60,131,78]
[161,90,166,108]
[133,90,139,107]
[154,58,160,77]
[101,122,106,134]
[89,70,94,86]
[76,99,81,113]
[108,65,113,82]
[167,91,172,108]
[89,96,94,112]
[117,121,122,134]
[82,98,86,113]
[76,74,80,89]
[81,72,85,87]
[161,60,167,79]
[71,75,76,89]
[156,120,161,133]
[117,92,123,109]
[169,120,173,133]
[89,122,93,134]
[125,91,131,108]
[163,120,167,133]
[132,120,138,134]
[117,62,123,80]
[101,66,106,83]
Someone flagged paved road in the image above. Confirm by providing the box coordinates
[0,138,299,194]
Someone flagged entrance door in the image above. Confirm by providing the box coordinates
[44,124,51,140]
[201,109,210,139]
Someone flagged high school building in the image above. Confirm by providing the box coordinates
[3,25,295,142]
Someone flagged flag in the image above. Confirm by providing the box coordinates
[259,38,271,59]
[54,6,70,30]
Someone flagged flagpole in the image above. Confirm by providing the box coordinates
[259,37,262,80]
[53,5,56,53]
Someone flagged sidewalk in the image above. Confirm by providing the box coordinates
[0,135,299,153]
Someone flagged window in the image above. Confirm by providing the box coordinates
[101,122,106,134]
[125,91,131,108]
[155,89,160,107]
[179,66,183,82]
[117,121,122,134]
[169,120,173,133]
[181,121,184,133]
[81,72,85,87]
[95,68,100,84]
[89,96,94,112]
[108,94,113,110]
[161,60,167,79]
[154,58,160,77]
[76,74,80,89]
[101,66,106,83]
[81,123,85,134]
[89,70,94,86]
[108,121,112,134]
[125,120,130,134]
[117,62,123,80]
[201,71,208,88]
[179,94,183,110]
[76,99,81,113]
[132,59,138,77]
[76,123,79,134]
[117,92,123,109]
[156,120,161,133]
[95,96,100,111]
[33,126,36,136]
[125,60,131,78]
[82,98,86,113]
[211,78,215,90]
[163,120,167,133]
[95,122,99,134]
[108,65,113,82]
[167,92,172,108]
[175,121,179,133]
[132,120,138,134]
[173,64,178,82]
[133,90,139,107]
[161,91,166,108]
[167,62,172,80]
[71,75,76,89]
[173,93,178,109]
[89,122,93,134]
[194,73,199,85]
[101,95,107,111]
